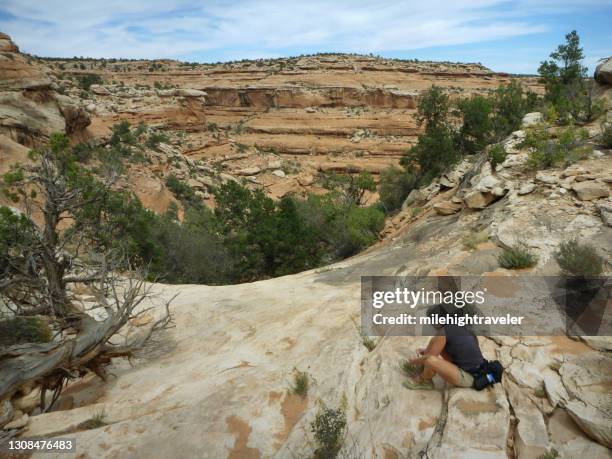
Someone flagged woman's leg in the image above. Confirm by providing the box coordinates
[418,355,462,386]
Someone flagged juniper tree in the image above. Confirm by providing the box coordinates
[0,134,172,409]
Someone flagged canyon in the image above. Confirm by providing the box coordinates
[1,32,611,459]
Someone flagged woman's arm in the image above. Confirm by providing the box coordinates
[410,335,446,363]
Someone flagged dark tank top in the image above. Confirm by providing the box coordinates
[443,324,485,372]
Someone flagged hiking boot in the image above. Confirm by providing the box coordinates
[399,359,424,378]
[402,377,434,390]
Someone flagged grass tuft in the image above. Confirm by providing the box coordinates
[462,229,489,250]
[498,244,538,269]
[290,369,309,398]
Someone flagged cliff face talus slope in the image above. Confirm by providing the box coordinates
[44,53,541,204]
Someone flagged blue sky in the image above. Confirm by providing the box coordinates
[0,0,610,74]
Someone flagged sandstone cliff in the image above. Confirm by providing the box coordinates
[0,33,90,146]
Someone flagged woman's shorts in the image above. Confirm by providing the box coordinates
[456,368,475,388]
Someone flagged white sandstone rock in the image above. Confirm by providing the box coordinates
[571,181,609,201]
[522,112,543,127]
[518,183,536,195]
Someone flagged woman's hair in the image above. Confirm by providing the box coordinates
[437,276,459,293]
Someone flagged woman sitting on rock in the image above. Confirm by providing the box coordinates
[401,276,486,390]
[401,317,485,390]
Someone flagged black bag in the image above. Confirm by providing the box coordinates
[472,360,503,391]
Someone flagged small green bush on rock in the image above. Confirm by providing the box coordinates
[554,239,603,278]
[78,73,103,91]
[488,144,507,171]
[498,244,538,269]
[378,166,417,213]
[290,369,309,398]
[311,402,347,459]
[524,124,591,169]
[600,122,612,149]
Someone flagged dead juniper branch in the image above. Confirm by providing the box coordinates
[0,263,174,411]
[0,134,174,410]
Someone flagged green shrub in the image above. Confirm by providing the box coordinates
[554,239,603,278]
[524,124,590,169]
[462,229,489,250]
[401,86,460,185]
[488,144,507,170]
[402,124,459,186]
[146,131,169,150]
[600,122,612,148]
[534,387,546,398]
[556,124,591,163]
[295,193,384,261]
[71,142,96,163]
[378,166,417,213]
[543,104,559,124]
[320,172,376,205]
[80,408,107,430]
[109,120,136,148]
[338,205,385,257]
[0,317,52,347]
[214,182,321,280]
[78,73,103,91]
[165,174,200,208]
[91,409,107,426]
[95,147,125,175]
[456,95,493,154]
[148,207,231,284]
[538,449,559,459]
[413,85,450,131]
[133,121,147,137]
[311,404,347,459]
[290,369,309,398]
[359,330,376,352]
[498,244,538,269]
[491,80,531,139]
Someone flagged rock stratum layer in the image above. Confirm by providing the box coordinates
[35,50,541,206]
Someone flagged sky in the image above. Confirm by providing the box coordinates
[0,0,611,74]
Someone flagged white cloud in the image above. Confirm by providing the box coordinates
[0,0,607,66]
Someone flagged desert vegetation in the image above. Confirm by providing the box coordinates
[290,369,310,398]
[554,239,604,278]
[0,125,384,285]
[498,243,539,269]
[380,30,604,209]
[382,79,535,208]
[311,400,348,459]
[538,30,603,124]
[523,123,592,169]
[0,134,172,407]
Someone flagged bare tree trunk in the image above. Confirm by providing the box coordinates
[0,137,174,412]
[0,281,173,406]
